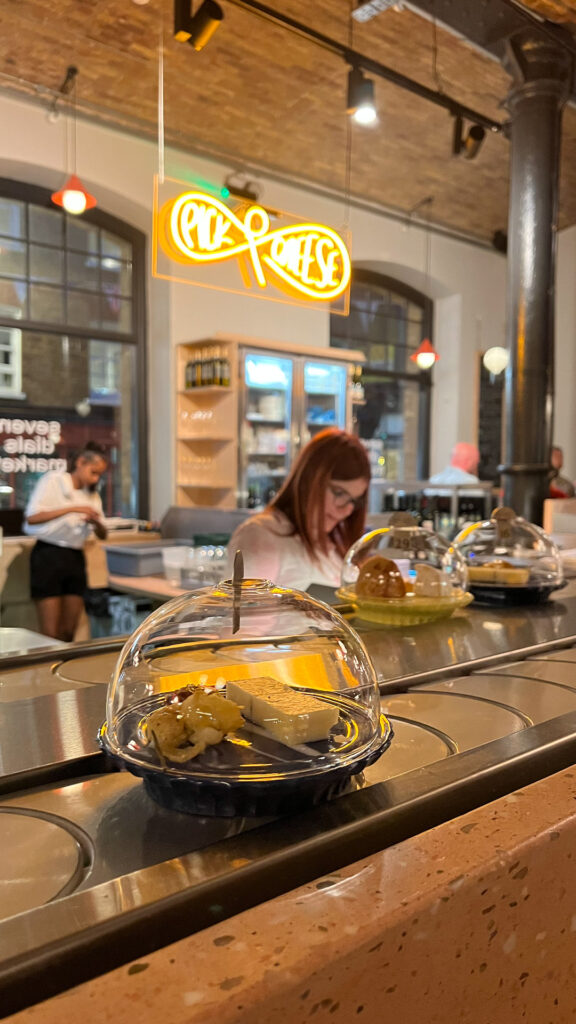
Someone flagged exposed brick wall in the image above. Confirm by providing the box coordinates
[1,0,576,240]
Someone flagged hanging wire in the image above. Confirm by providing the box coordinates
[431,3,446,96]
[343,0,354,232]
[70,75,78,175]
[425,196,432,292]
[408,194,434,289]
[63,93,71,177]
[158,4,165,184]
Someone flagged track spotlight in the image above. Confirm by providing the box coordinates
[223,173,261,203]
[492,229,508,255]
[174,0,223,51]
[347,67,378,126]
[452,114,486,161]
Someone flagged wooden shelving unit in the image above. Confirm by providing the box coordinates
[176,341,238,509]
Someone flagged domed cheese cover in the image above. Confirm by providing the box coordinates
[454,506,563,588]
[341,512,468,594]
[339,513,470,625]
[100,574,390,815]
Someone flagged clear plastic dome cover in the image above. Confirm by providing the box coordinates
[454,506,564,591]
[339,512,471,625]
[101,576,390,816]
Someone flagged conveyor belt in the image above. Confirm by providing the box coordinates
[5,601,576,1016]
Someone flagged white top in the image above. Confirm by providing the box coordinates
[427,466,479,485]
[424,465,486,499]
[228,510,343,591]
[24,471,104,550]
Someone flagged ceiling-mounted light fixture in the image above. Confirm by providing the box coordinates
[75,397,92,418]
[452,114,486,161]
[174,0,224,51]
[347,67,378,126]
[52,174,97,216]
[482,347,509,376]
[51,67,97,216]
[408,195,439,371]
[223,172,261,203]
[47,64,77,123]
[410,338,439,370]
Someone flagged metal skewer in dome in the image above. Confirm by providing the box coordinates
[232,549,244,634]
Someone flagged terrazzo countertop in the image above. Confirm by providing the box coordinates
[7,765,576,1023]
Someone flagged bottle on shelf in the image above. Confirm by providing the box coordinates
[213,345,221,386]
[185,345,231,390]
[204,347,214,387]
[220,347,231,387]
[351,364,365,404]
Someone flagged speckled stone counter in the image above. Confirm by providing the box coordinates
[7,765,576,1024]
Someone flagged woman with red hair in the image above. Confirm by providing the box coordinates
[229,429,371,590]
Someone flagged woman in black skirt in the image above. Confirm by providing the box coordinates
[25,442,108,641]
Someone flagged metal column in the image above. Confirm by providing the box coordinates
[500,30,572,523]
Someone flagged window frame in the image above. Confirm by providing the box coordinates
[330,268,433,479]
[0,321,24,399]
[0,178,148,517]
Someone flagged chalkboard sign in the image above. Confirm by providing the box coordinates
[478,359,504,482]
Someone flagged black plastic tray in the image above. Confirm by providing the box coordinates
[469,579,567,606]
[99,699,393,818]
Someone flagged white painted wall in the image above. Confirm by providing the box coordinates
[5,89,569,518]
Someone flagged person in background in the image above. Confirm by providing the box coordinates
[549,445,575,498]
[229,429,371,590]
[25,442,108,641]
[427,442,480,485]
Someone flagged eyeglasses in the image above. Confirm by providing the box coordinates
[328,483,365,511]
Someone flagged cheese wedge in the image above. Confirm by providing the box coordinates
[469,562,530,585]
[414,563,451,597]
[226,676,339,745]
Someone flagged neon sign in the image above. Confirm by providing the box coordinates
[155,184,351,305]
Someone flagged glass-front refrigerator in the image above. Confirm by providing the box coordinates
[238,350,355,509]
[302,361,348,448]
[239,351,294,509]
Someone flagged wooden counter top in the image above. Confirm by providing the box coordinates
[108,573,187,601]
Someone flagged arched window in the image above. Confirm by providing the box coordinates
[0,178,146,526]
[331,269,432,481]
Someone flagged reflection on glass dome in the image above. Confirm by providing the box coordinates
[454,506,564,605]
[100,575,391,816]
[339,512,472,625]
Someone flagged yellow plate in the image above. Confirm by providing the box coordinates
[336,587,474,626]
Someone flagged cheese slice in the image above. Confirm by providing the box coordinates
[226,676,339,745]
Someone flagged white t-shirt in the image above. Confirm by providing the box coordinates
[228,510,343,591]
[25,471,104,549]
